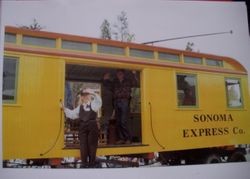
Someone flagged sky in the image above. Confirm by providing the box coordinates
[2,0,250,70]
[1,0,250,144]
[1,0,250,75]
[0,0,250,178]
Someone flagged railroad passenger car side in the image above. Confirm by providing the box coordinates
[3,26,250,167]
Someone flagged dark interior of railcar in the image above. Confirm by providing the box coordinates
[64,64,141,148]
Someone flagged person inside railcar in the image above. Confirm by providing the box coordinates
[113,69,138,144]
[182,87,196,105]
[61,88,102,168]
[101,72,115,142]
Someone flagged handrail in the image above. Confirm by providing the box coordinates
[148,102,165,149]
[39,99,63,156]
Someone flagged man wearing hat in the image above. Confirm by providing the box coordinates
[62,88,102,168]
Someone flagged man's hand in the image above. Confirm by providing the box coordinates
[132,70,137,75]
[84,88,95,95]
[60,101,65,110]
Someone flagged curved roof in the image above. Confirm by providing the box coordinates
[4,26,247,75]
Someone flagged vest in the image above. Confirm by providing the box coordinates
[79,104,97,122]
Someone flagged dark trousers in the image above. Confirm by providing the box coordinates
[78,120,99,167]
[114,99,130,141]
[101,103,113,134]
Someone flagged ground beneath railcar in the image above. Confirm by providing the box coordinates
[3,147,250,168]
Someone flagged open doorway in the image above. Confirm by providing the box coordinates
[64,64,141,148]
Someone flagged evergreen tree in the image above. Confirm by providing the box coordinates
[185,42,200,52]
[100,19,112,40]
[185,42,194,51]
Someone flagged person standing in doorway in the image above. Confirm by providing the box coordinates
[101,72,114,141]
[61,88,102,168]
[113,69,138,144]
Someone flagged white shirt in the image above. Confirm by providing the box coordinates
[64,93,102,120]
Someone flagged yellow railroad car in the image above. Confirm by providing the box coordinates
[2,26,250,166]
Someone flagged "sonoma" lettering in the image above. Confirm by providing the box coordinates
[193,114,233,122]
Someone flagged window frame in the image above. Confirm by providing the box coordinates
[206,58,223,67]
[184,56,203,65]
[158,52,180,62]
[97,44,125,56]
[4,33,17,43]
[225,77,244,109]
[129,48,154,59]
[62,40,92,51]
[22,35,56,48]
[2,56,19,104]
[176,73,199,108]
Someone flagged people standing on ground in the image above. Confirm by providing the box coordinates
[61,88,102,168]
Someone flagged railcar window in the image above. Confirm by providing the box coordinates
[62,40,92,51]
[4,33,16,43]
[184,56,202,65]
[2,56,18,103]
[176,74,197,107]
[22,35,56,48]
[130,48,154,59]
[158,52,180,62]
[206,59,223,67]
[225,78,243,108]
[97,44,125,55]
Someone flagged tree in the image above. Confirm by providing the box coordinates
[185,42,200,52]
[100,11,135,42]
[19,18,44,31]
[112,11,135,42]
[100,19,112,40]
[185,42,194,51]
